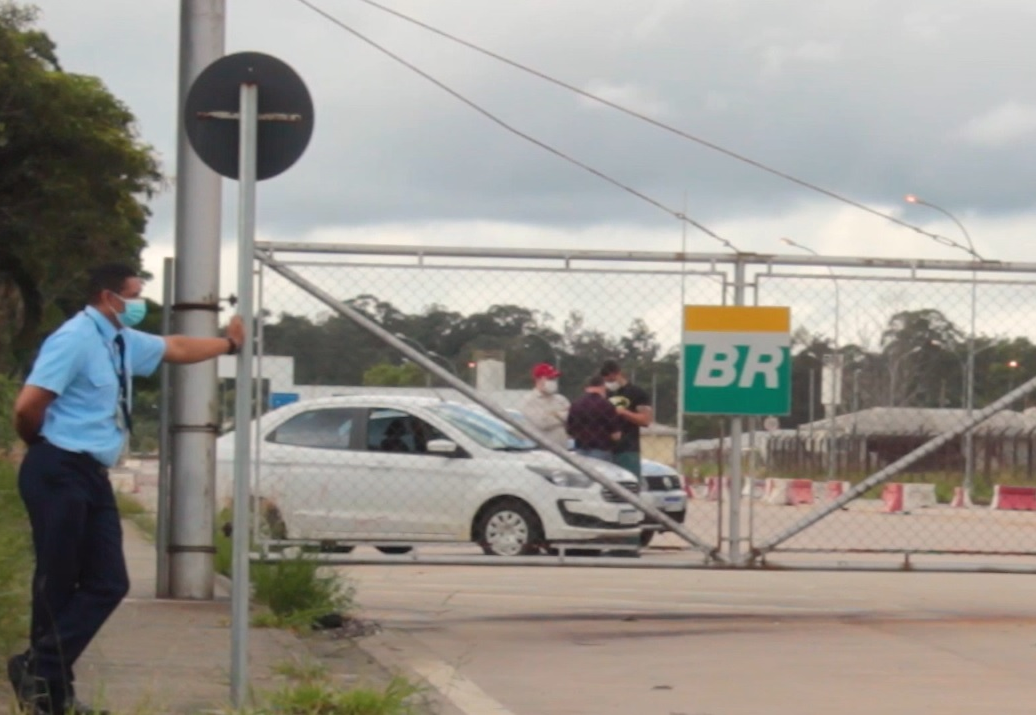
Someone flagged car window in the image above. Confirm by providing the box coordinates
[430,403,537,451]
[268,408,358,450]
[366,409,447,455]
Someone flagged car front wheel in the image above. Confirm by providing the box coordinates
[476,499,543,557]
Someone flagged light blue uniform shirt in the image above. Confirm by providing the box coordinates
[27,306,166,467]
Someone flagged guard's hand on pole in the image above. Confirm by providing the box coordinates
[225,315,246,349]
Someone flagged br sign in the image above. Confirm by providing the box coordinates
[682,306,791,416]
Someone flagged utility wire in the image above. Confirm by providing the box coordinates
[329,0,981,261]
[293,0,739,252]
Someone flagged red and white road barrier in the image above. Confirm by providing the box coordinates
[990,485,1036,511]
[824,480,851,500]
[703,476,730,501]
[950,487,968,508]
[763,478,815,506]
[762,478,785,504]
[882,483,937,513]
[787,479,814,505]
[686,481,710,500]
[741,477,766,499]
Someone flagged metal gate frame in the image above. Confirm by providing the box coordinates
[249,241,1036,572]
[252,248,723,566]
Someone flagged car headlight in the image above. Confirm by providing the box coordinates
[527,465,594,489]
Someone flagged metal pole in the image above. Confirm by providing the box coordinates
[746,415,756,547]
[156,258,175,598]
[964,275,976,503]
[651,372,657,414]
[170,0,224,600]
[675,191,688,468]
[827,280,840,482]
[230,82,258,708]
[251,263,266,545]
[904,196,981,505]
[780,239,839,482]
[808,368,815,436]
[728,257,746,564]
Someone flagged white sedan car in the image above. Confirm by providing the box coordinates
[216,396,643,556]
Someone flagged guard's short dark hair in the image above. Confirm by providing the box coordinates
[600,359,621,377]
[585,374,606,388]
[87,263,138,302]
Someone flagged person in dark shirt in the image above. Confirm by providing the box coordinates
[566,375,621,461]
[600,359,653,478]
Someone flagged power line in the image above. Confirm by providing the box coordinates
[331,0,980,259]
[292,0,739,252]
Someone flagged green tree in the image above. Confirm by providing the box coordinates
[880,309,963,407]
[362,362,425,387]
[0,2,162,373]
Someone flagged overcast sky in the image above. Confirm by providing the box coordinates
[33,0,1036,301]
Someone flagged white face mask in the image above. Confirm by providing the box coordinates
[604,380,621,392]
[541,379,559,394]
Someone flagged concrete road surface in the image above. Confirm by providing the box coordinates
[349,562,1036,715]
[124,457,1036,712]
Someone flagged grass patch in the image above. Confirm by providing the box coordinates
[251,556,354,629]
[272,657,329,684]
[116,491,156,541]
[215,508,354,629]
[0,460,32,655]
[263,675,421,715]
[215,506,234,577]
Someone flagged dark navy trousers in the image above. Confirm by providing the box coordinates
[18,441,130,690]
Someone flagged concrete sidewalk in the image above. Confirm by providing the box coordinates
[61,522,391,714]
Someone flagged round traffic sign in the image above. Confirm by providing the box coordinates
[185,52,314,181]
[763,416,780,432]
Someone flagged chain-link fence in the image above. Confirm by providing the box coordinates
[226,243,1036,572]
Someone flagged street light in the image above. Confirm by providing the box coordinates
[904,194,980,503]
[780,237,840,481]
[780,238,840,348]
[1008,360,1020,393]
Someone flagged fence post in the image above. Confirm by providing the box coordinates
[156,257,174,598]
[728,255,746,564]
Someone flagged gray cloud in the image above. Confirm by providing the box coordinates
[37,0,1036,242]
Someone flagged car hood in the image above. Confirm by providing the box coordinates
[516,449,638,485]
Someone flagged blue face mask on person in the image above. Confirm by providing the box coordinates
[116,297,147,328]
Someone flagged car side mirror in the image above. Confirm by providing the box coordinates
[426,439,459,455]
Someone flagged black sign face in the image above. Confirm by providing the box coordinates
[185,52,314,181]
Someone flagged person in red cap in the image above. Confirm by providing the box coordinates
[519,362,570,448]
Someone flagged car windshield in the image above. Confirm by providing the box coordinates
[429,403,537,451]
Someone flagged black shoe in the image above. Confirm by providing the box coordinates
[7,652,37,710]
[6,655,88,715]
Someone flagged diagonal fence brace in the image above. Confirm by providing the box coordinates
[255,248,723,562]
[751,375,1036,561]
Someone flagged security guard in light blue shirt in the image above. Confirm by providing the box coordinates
[30,305,166,467]
[9,263,245,715]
